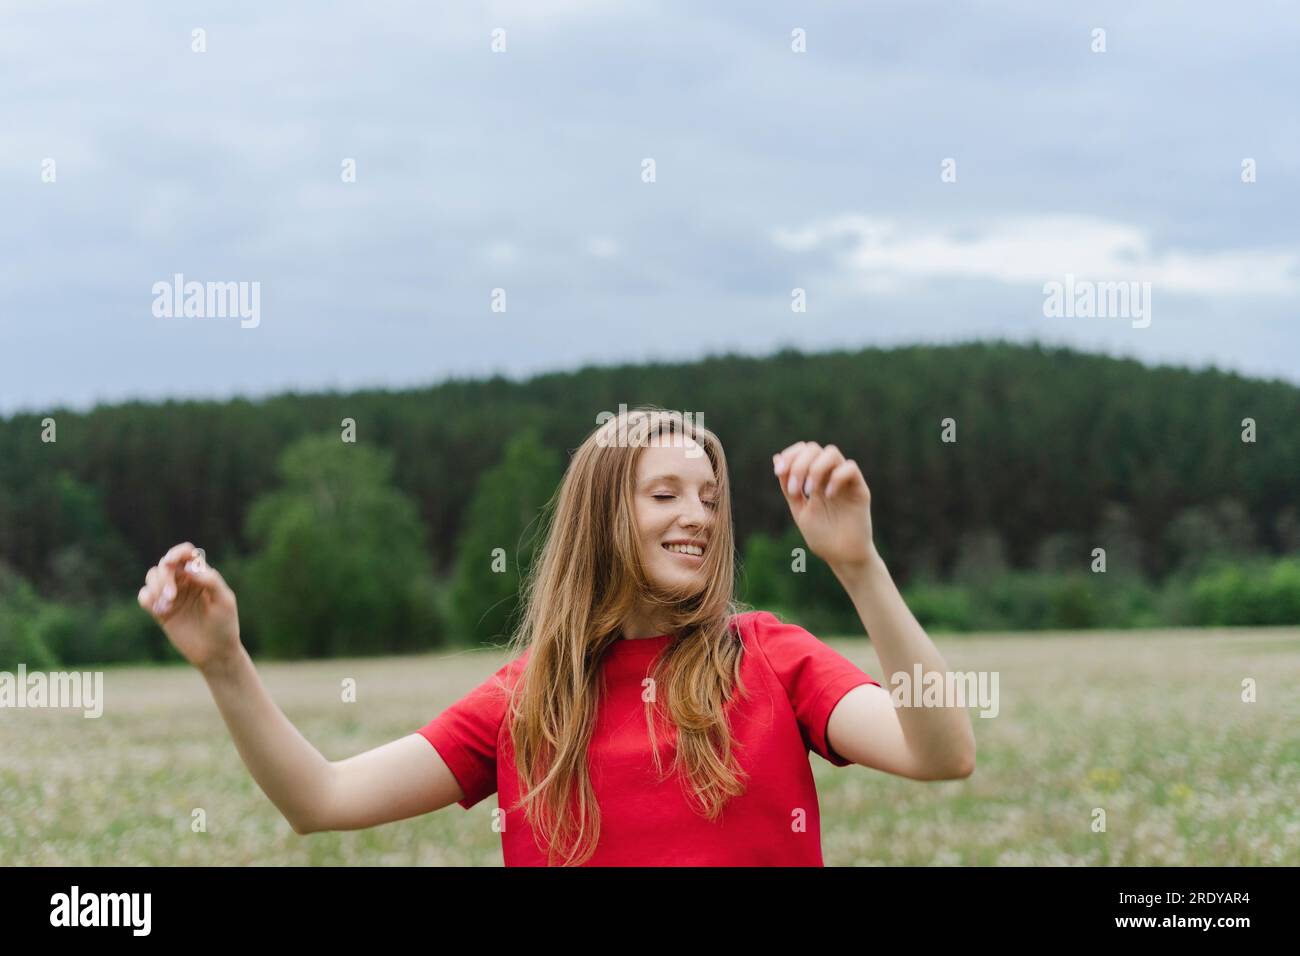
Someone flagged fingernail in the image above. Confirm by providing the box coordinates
[803,479,812,497]
[787,475,798,495]
[163,584,176,601]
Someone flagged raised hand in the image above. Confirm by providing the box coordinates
[772,441,878,572]
[137,542,241,671]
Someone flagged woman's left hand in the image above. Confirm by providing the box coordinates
[773,441,878,572]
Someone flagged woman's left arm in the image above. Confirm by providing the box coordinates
[774,441,977,781]
[829,553,977,779]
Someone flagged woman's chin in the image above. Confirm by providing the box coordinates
[650,569,706,597]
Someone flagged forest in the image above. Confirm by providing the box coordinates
[2,340,1298,667]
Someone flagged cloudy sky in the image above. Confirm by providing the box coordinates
[2,0,1297,414]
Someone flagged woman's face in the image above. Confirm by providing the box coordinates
[632,436,718,595]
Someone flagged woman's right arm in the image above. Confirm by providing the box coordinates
[140,542,466,834]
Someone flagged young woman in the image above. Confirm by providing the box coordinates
[138,408,975,866]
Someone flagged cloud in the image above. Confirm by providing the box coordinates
[771,215,1300,296]
[4,1,1299,414]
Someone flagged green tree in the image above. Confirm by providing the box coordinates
[0,564,60,670]
[1164,499,1257,574]
[448,428,564,644]
[738,530,789,611]
[240,435,440,658]
[30,473,135,600]
[740,526,858,634]
[952,528,1009,585]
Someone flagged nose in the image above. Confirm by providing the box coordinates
[679,494,711,531]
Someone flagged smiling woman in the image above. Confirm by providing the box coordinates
[137,405,975,867]
[630,447,719,609]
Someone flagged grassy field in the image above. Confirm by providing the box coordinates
[2,629,1298,866]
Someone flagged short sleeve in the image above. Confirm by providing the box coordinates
[746,610,880,767]
[416,652,526,810]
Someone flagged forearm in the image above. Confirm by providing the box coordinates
[833,549,976,776]
[199,645,335,833]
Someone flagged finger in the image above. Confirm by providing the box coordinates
[138,573,157,613]
[181,557,233,603]
[772,442,806,478]
[155,542,197,613]
[804,445,845,497]
[783,442,823,499]
[141,572,175,620]
[825,459,863,498]
[160,542,198,570]
[181,547,209,581]
[172,548,212,602]
[139,566,161,611]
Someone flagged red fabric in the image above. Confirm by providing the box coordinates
[416,610,880,866]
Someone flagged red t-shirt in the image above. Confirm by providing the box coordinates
[416,609,880,866]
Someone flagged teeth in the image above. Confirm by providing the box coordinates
[664,543,704,556]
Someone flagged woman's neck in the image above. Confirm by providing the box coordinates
[620,611,672,640]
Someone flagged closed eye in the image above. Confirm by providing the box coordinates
[654,493,719,510]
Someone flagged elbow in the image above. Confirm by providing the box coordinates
[290,764,338,835]
[924,758,973,781]
[947,743,977,780]
[928,745,976,781]
[949,752,975,779]
[944,728,978,779]
[287,804,329,835]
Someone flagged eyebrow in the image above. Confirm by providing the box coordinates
[641,474,718,489]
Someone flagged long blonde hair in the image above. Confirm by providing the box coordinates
[498,406,751,865]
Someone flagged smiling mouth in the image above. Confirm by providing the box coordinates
[663,542,705,558]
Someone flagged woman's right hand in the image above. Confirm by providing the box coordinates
[138,541,242,672]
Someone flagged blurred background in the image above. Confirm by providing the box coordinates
[1,2,1297,865]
